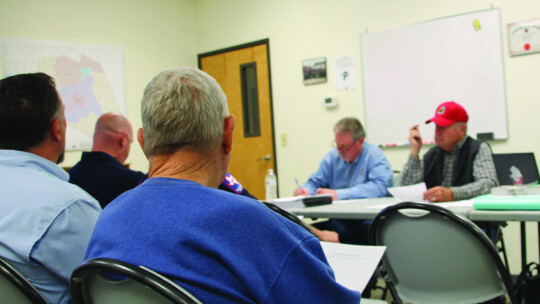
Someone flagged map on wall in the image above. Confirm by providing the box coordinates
[0,37,125,150]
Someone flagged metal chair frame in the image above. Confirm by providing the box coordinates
[369,202,517,304]
[70,258,201,304]
[0,256,48,304]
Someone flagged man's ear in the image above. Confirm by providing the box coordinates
[50,119,62,143]
[119,132,127,148]
[137,128,145,152]
[458,123,467,134]
[358,136,365,144]
[222,115,235,155]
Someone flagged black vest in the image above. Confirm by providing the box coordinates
[423,136,483,189]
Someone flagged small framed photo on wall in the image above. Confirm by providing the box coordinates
[302,57,327,85]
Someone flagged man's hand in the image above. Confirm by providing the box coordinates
[424,186,453,202]
[316,188,337,201]
[312,227,340,243]
[408,124,423,159]
[294,188,310,196]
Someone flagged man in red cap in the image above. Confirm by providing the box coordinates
[400,101,498,202]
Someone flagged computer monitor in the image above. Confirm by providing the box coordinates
[492,153,540,185]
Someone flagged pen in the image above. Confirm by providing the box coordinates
[295,178,302,189]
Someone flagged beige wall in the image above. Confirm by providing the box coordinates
[194,0,540,199]
[194,0,540,273]
[0,0,199,173]
[1,0,539,273]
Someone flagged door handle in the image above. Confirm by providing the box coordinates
[258,154,271,162]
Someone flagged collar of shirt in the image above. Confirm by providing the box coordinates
[0,149,69,182]
[82,151,119,163]
[341,146,364,165]
[451,136,468,155]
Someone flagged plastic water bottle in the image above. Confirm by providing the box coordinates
[265,169,278,201]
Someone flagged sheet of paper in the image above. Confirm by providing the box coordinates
[269,194,332,209]
[366,199,474,210]
[435,199,474,208]
[332,199,358,204]
[387,182,428,203]
[272,194,332,202]
[270,196,305,203]
[320,241,386,292]
[366,202,394,210]
[268,196,304,209]
[335,54,357,90]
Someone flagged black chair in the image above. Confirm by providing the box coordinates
[70,258,201,304]
[262,201,318,238]
[369,202,517,304]
[0,256,48,304]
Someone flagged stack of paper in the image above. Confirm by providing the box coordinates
[268,196,305,209]
[268,194,332,209]
[387,183,428,203]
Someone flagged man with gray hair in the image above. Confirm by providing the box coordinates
[294,117,393,244]
[401,101,498,202]
[85,67,360,303]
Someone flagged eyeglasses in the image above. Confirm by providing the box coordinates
[331,140,358,152]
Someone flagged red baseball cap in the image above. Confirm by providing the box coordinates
[425,101,468,127]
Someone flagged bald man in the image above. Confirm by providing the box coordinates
[69,113,146,208]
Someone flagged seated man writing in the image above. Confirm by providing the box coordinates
[294,117,393,244]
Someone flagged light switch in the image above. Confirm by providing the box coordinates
[281,133,288,147]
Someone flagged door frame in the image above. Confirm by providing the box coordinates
[197,39,278,188]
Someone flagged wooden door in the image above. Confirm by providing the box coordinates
[199,40,276,199]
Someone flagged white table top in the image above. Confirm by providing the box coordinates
[287,196,540,222]
[469,209,540,221]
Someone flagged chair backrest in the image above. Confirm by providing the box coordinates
[262,201,318,238]
[0,256,48,304]
[369,202,516,304]
[70,258,202,304]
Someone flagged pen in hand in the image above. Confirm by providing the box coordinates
[294,178,310,196]
[295,178,302,189]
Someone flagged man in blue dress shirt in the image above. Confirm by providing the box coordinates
[294,117,393,244]
[0,73,101,304]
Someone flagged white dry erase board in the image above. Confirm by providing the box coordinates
[360,9,508,147]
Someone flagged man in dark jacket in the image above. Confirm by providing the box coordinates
[400,101,498,202]
[69,113,146,208]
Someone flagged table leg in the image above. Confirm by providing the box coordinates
[521,222,527,271]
